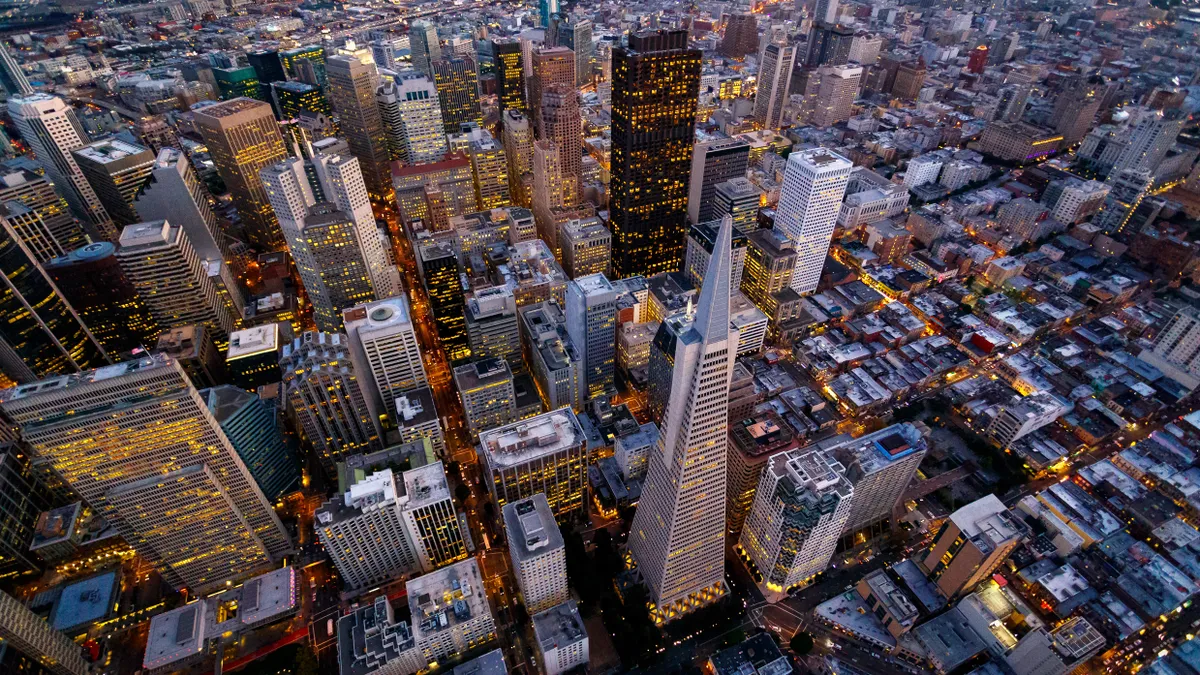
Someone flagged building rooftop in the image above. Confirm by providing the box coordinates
[401,461,451,511]
[118,219,174,248]
[709,632,790,675]
[144,601,206,670]
[832,422,926,475]
[343,296,414,334]
[479,409,585,469]
[913,606,987,673]
[502,494,563,563]
[450,649,507,675]
[74,138,152,165]
[532,600,586,655]
[862,569,918,628]
[50,570,119,632]
[948,495,1025,556]
[227,324,280,361]
[337,596,416,675]
[394,386,439,429]
[29,502,83,552]
[407,558,490,639]
[453,357,512,392]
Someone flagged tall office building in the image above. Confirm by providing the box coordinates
[540,83,581,207]
[342,296,428,425]
[370,40,397,71]
[409,20,441,75]
[271,80,330,121]
[891,60,926,101]
[713,178,762,236]
[465,286,522,365]
[530,47,575,135]
[7,94,115,241]
[688,138,751,225]
[803,23,852,68]
[628,216,738,623]
[280,331,382,475]
[0,355,290,591]
[559,217,611,278]
[1109,107,1187,178]
[203,384,299,501]
[478,408,588,521]
[832,423,926,537]
[538,0,558,27]
[43,242,159,356]
[0,441,54,580]
[0,200,62,264]
[281,45,327,84]
[773,148,852,295]
[719,14,759,60]
[380,74,450,165]
[407,559,498,665]
[503,109,535,206]
[683,217,747,290]
[0,42,33,97]
[0,164,87,254]
[327,56,393,202]
[116,220,238,345]
[494,38,527,113]
[754,42,796,131]
[375,80,407,162]
[533,140,568,251]
[193,97,290,250]
[431,57,483,133]
[135,147,229,264]
[72,139,156,228]
[610,30,701,279]
[261,150,396,331]
[454,357,517,440]
[519,300,584,411]
[452,125,510,209]
[919,495,1026,599]
[738,446,854,601]
[503,494,569,613]
[0,590,88,675]
[418,240,470,362]
[565,274,617,401]
[811,64,861,127]
[1141,306,1200,388]
[557,18,593,87]
[1053,75,1106,147]
[1093,167,1153,234]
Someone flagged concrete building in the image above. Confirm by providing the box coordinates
[532,601,588,675]
[378,74,449,165]
[343,297,428,426]
[832,423,926,537]
[465,286,522,367]
[394,388,447,457]
[72,139,156,228]
[454,358,518,440]
[684,216,748,291]
[326,55,392,201]
[713,177,762,237]
[811,65,862,128]
[919,495,1027,598]
[978,122,1062,164]
[753,42,796,130]
[519,300,584,412]
[0,589,88,675]
[135,147,228,265]
[726,412,804,535]
[478,409,588,521]
[1044,178,1110,225]
[774,149,853,295]
[503,494,568,613]
[688,138,751,225]
[406,559,497,665]
[566,274,618,401]
[986,392,1071,446]
[559,217,611,278]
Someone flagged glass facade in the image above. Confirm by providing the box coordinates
[43,242,159,356]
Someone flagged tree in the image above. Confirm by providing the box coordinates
[454,483,471,503]
[790,632,814,655]
[293,645,319,675]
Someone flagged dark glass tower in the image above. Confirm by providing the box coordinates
[0,219,108,383]
[493,39,527,114]
[609,30,701,279]
[418,240,470,364]
[43,241,159,357]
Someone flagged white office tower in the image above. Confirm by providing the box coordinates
[628,216,739,624]
[383,74,450,165]
[532,601,589,675]
[0,590,88,675]
[774,149,852,295]
[0,355,290,592]
[116,220,238,344]
[1142,306,1200,390]
[343,297,428,425]
[409,20,441,75]
[565,273,618,402]
[316,463,467,588]
[737,447,854,602]
[407,559,497,665]
[1109,108,1186,178]
[832,422,926,535]
[261,150,396,331]
[281,332,382,476]
[753,42,796,131]
[503,494,568,613]
[7,94,115,240]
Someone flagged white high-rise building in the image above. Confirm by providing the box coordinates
[773,149,852,295]
[384,74,450,165]
[116,220,238,344]
[407,559,497,665]
[0,355,290,592]
[628,216,739,624]
[832,423,926,534]
[261,148,397,331]
[565,273,617,402]
[904,153,945,189]
[0,590,89,675]
[1109,108,1186,178]
[532,601,589,675]
[503,494,568,614]
[343,296,428,425]
[1141,306,1200,390]
[738,447,854,602]
[753,42,796,131]
[7,94,115,240]
[811,64,861,127]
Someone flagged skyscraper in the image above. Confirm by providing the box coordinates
[539,83,581,207]
[452,124,511,209]
[814,0,839,25]
[533,140,568,251]
[0,200,63,264]
[478,408,588,521]
[832,423,926,538]
[803,23,852,68]
[1109,107,1186,177]
[193,97,290,250]
[202,384,299,501]
[628,216,738,623]
[72,139,156,228]
[465,286,521,365]
[261,149,397,331]
[0,355,291,591]
[134,147,229,264]
[719,14,759,60]
[688,138,751,225]
[493,38,527,113]
[418,240,469,362]
[558,18,594,87]
[0,42,33,97]
[503,494,569,614]
[281,331,382,475]
[0,589,88,675]
[811,64,862,127]
[503,109,535,206]
[773,149,852,295]
[44,242,159,356]
[0,163,87,254]
[454,357,517,440]
[519,300,584,412]
[7,94,115,241]
[409,21,441,76]
[380,74,450,165]
[342,296,428,426]
[0,216,107,384]
[530,47,575,135]
[565,273,617,401]
[327,55,393,202]
[738,446,854,601]
[1053,75,1105,147]
[609,30,701,279]
[538,0,558,28]
[754,42,796,130]
[713,178,762,236]
[431,57,483,133]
